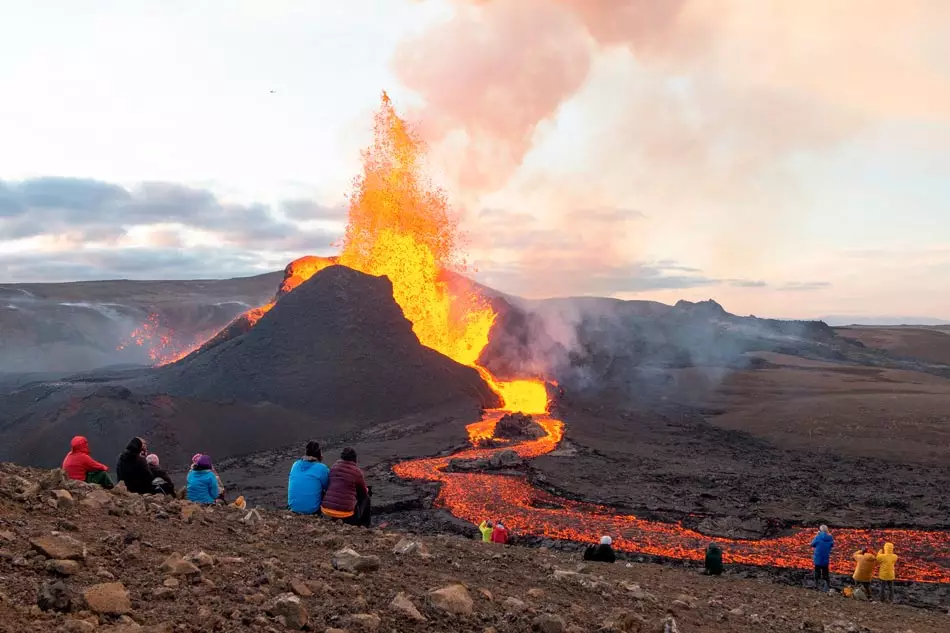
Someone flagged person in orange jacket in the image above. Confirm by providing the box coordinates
[876,543,898,602]
[852,549,876,600]
[62,436,113,488]
[491,521,509,544]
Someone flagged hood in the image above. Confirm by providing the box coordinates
[124,437,144,454]
[296,458,322,470]
[70,436,89,453]
[815,531,833,543]
[883,542,894,554]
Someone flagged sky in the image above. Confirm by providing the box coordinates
[1,0,949,320]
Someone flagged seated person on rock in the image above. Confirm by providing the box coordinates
[321,447,371,527]
[146,453,175,496]
[584,535,617,563]
[703,542,724,575]
[491,520,509,544]
[479,520,494,542]
[116,437,155,494]
[187,454,220,504]
[190,452,226,501]
[62,436,113,488]
[288,440,330,515]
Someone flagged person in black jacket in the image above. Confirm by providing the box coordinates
[116,437,154,494]
[146,453,175,495]
[584,535,616,563]
[704,542,724,575]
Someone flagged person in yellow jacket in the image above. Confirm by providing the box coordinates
[478,520,493,543]
[876,542,898,602]
[852,549,876,600]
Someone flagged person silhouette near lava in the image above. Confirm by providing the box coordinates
[62,436,113,488]
[703,542,724,575]
[810,524,834,592]
[321,447,371,527]
[491,521,509,544]
[852,549,876,600]
[876,542,899,602]
[584,535,616,563]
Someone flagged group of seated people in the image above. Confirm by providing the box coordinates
[61,436,374,525]
[61,435,225,505]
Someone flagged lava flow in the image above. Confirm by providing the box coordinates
[393,410,950,584]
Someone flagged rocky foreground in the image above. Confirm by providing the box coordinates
[0,463,946,633]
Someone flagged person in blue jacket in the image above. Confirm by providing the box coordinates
[187,454,220,504]
[811,524,835,592]
[288,441,330,514]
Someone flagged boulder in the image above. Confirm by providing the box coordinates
[393,538,430,557]
[289,577,313,597]
[80,489,113,510]
[428,584,474,616]
[63,619,97,633]
[331,548,380,573]
[37,580,72,612]
[495,413,546,440]
[31,533,86,561]
[266,593,308,630]
[82,582,131,615]
[159,552,201,577]
[346,613,382,631]
[503,597,527,614]
[47,559,81,576]
[532,614,566,633]
[50,489,75,509]
[0,530,14,542]
[390,592,426,621]
[185,550,215,568]
[40,469,68,490]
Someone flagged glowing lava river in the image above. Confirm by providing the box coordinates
[393,406,950,584]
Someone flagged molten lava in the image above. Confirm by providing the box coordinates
[117,313,208,365]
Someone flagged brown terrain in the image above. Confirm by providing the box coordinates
[2,463,949,633]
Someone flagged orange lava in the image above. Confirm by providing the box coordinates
[277,256,337,297]
[394,408,950,584]
[117,313,208,365]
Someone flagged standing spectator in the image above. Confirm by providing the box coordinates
[810,525,834,592]
[288,441,330,515]
[852,549,876,600]
[491,521,509,544]
[62,436,112,488]
[704,542,724,575]
[116,437,153,494]
[876,542,899,602]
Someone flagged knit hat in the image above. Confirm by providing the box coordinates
[196,454,213,468]
[146,454,159,467]
[600,535,612,546]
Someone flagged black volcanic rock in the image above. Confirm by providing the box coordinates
[150,265,500,417]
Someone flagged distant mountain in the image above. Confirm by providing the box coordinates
[819,316,950,327]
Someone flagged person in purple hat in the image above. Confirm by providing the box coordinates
[186,454,219,504]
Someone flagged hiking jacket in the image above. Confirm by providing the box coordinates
[479,521,493,542]
[852,550,876,582]
[876,543,898,581]
[115,438,154,494]
[491,525,509,544]
[288,457,330,515]
[584,544,616,563]
[148,465,175,495]
[62,436,108,481]
[187,467,219,504]
[811,531,834,566]
[321,460,367,515]
[705,545,724,574]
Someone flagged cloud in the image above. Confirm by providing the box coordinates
[778,281,832,292]
[0,177,342,282]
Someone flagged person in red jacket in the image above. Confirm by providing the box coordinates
[320,447,371,527]
[62,436,113,488]
[491,521,509,544]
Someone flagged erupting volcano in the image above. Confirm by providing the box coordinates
[126,93,950,584]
